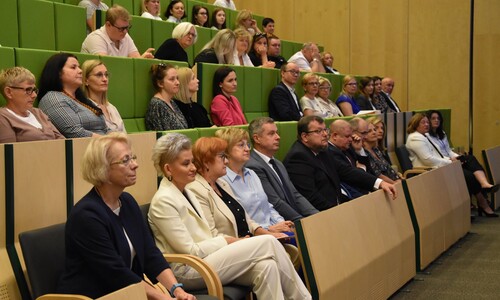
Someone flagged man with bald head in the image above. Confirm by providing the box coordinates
[288,42,325,73]
[268,62,303,121]
[381,77,401,112]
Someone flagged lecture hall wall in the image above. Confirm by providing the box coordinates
[234,0,500,159]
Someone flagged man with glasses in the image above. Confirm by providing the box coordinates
[268,62,302,121]
[283,116,397,211]
[267,35,287,69]
[288,42,325,73]
[81,5,154,58]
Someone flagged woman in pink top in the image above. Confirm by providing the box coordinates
[210,66,247,126]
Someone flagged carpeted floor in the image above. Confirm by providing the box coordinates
[390,214,500,299]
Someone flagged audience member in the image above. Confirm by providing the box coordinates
[381,77,401,112]
[164,0,185,23]
[372,76,393,113]
[38,53,109,138]
[148,133,312,299]
[78,0,109,34]
[299,73,321,116]
[57,133,194,299]
[248,33,276,68]
[173,67,212,128]
[268,62,303,121]
[141,0,162,20]
[0,67,63,143]
[81,5,154,58]
[194,29,235,64]
[348,117,370,164]
[154,22,197,65]
[210,66,247,126]
[406,113,497,217]
[262,17,275,36]
[145,64,188,131]
[232,28,254,66]
[370,116,391,162]
[191,5,209,27]
[321,51,340,74]
[355,76,376,111]
[210,8,226,30]
[314,76,343,117]
[283,116,396,211]
[235,9,261,36]
[336,75,360,116]
[266,35,287,69]
[246,117,319,221]
[213,0,236,10]
[288,43,325,73]
[81,60,125,133]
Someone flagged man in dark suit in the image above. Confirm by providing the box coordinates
[268,62,303,121]
[381,77,401,112]
[283,116,397,211]
[246,117,319,221]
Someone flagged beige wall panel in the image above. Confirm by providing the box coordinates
[0,249,22,300]
[72,137,93,203]
[408,0,470,149]
[13,140,66,239]
[473,0,500,156]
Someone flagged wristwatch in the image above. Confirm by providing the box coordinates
[170,283,184,297]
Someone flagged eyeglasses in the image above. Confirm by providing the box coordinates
[346,82,357,86]
[284,70,300,76]
[306,128,330,135]
[216,152,227,160]
[110,154,137,166]
[90,72,111,79]
[186,32,197,38]
[235,141,251,149]
[319,86,331,90]
[198,12,208,15]
[307,82,319,86]
[9,86,39,95]
[112,23,132,32]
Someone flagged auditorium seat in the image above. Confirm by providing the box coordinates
[151,19,175,51]
[18,0,56,50]
[0,0,19,48]
[0,47,16,106]
[54,2,87,52]
[99,55,135,118]
[129,15,153,55]
[14,48,58,91]
[112,0,134,14]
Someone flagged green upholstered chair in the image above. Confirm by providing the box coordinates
[99,56,135,119]
[136,118,146,131]
[0,47,16,107]
[14,48,58,100]
[197,126,220,138]
[129,15,153,55]
[0,0,19,48]
[18,0,56,50]
[193,26,213,65]
[123,118,140,133]
[133,57,163,121]
[54,2,87,52]
[152,19,175,49]
[163,128,200,142]
[111,0,134,14]
[241,66,260,114]
[275,121,298,161]
[226,9,239,30]
[244,112,267,124]
[196,63,221,113]
[63,0,82,5]
[260,67,280,115]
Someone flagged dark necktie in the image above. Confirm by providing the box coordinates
[269,158,299,211]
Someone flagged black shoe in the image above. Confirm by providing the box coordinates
[482,184,500,194]
[478,207,499,218]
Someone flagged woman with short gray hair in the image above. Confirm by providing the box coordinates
[155,22,197,65]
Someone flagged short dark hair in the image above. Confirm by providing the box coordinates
[262,17,274,27]
[191,5,209,28]
[164,0,186,20]
[297,115,324,139]
[212,66,235,97]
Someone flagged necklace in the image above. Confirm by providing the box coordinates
[95,187,121,210]
[63,91,102,116]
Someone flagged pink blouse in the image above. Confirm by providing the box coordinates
[210,94,247,126]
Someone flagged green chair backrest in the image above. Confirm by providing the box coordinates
[129,15,153,53]
[18,0,56,50]
[111,0,134,14]
[276,121,297,161]
[99,55,135,118]
[14,48,58,96]
[54,2,87,52]
[151,19,175,49]
[0,47,16,106]
[0,0,19,47]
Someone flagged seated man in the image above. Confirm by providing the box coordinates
[78,0,109,34]
[381,77,401,112]
[246,117,319,221]
[288,42,325,73]
[283,116,397,211]
[81,5,154,58]
[267,35,287,69]
[268,62,303,121]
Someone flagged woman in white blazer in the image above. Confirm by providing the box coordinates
[148,133,311,300]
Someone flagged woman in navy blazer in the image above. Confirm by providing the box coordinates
[57,132,195,299]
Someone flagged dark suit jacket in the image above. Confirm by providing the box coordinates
[246,150,319,221]
[268,82,302,121]
[58,189,169,298]
[354,94,374,111]
[381,92,401,112]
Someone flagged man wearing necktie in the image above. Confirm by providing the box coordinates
[268,62,303,121]
[381,77,401,113]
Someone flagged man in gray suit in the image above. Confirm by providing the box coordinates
[246,117,319,221]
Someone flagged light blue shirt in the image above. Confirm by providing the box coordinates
[222,167,284,229]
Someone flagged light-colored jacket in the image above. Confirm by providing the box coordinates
[406,132,452,167]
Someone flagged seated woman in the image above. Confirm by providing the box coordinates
[248,33,276,68]
[321,51,339,74]
[191,5,209,27]
[371,76,393,113]
[81,60,125,133]
[314,76,343,117]
[0,67,64,143]
[210,8,226,30]
[194,29,235,65]
[57,132,195,299]
[173,67,212,128]
[232,28,254,66]
[364,117,400,184]
[299,73,321,116]
[235,9,261,36]
[210,66,247,126]
[336,75,360,116]
[145,64,188,131]
[38,53,110,138]
[354,76,376,111]
[141,0,162,20]
[164,0,185,24]
[428,110,499,192]
[148,133,311,299]
[155,22,197,65]
[406,113,498,217]
[371,116,391,164]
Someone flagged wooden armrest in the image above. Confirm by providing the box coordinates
[164,254,223,300]
[402,169,428,179]
[37,294,91,300]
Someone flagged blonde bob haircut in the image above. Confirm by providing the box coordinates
[106,5,131,24]
[152,133,192,177]
[81,132,131,186]
[233,28,252,53]
[214,127,250,155]
[142,0,161,16]
[235,9,252,27]
[81,59,108,104]
[301,72,319,91]
[172,22,198,44]
[341,75,357,96]
[201,29,236,64]
[192,137,227,176]
[174,67,195,104]
[0,67,35,98]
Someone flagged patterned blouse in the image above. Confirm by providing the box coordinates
[145,97,188,131]
[366,147,400,181]
[372,92,394,113]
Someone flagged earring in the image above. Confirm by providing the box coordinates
[167,175,173,181]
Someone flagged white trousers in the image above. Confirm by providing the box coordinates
[177,235,311,300]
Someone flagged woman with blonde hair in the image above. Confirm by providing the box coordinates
[336,75,360,116]
[298,73,320,116]
[232,28,253,66]
[82,60,125,132]
[194,29,235,65]
[173,67,212,128]
[235,9,261,36]
[141,0,162,20]
[314,76,343,117]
